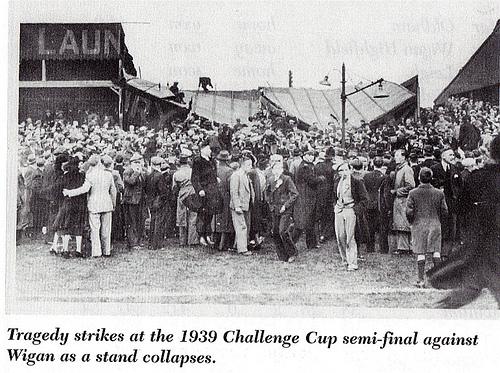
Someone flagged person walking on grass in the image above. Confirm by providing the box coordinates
[406,167,448,287]
[332,162,368,271]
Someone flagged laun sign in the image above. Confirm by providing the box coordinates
[20,23,122,60]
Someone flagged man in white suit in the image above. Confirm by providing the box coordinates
[230,155,255,256]
[63,155,117,257]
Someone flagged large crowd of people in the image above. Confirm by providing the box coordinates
[16,96,500,307]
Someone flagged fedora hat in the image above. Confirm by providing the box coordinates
[216,150,231,161]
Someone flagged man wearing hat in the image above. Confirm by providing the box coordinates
[19,154,38,236]
[145,156,171,250]
[63,155,117,257]
[213,150,234,251]
[290,150,324,250]
[191,140,220,246]
[315,147,336,243]
[123,153,147,250]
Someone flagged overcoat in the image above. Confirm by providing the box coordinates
[392,163,415,232]
[214,163,233,233]
[293,161,322,230]
[191,156,222,214]
[428,163,500,293]
[406,183,448,254]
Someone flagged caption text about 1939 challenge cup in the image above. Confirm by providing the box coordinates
[6,327,479,367]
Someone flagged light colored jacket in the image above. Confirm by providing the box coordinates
[229,168,254,211]
[66,165,117,213]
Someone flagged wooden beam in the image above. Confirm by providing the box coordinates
[18,80,116,88]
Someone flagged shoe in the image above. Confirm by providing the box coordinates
[415,280,425,288]
[73,251,84,258]
[206,236,215,245]
[347,266,358,271]
[287,256,296,263]
[319,236,325,244]
[61,252,71,259]
[241,251,252,256]
[103,253,112,257]
[49,249,57,255]
[392,250,402,255]
[199,237,208,246]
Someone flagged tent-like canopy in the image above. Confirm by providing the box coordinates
[184,91,260,125]
[435,19,499,105]
[261,81,415,128]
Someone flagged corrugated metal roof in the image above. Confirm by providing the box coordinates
[184,91,260,125]
[125,78,177,100]
[262,81,415,127]
[435,19,500,104]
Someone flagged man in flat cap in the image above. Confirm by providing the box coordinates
[145,156,171,250]
[123,153,147,250]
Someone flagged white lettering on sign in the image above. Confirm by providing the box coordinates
[82,29,100,55]
[38,27,55,55]
[37,27,119,57]
[59,30,79,55]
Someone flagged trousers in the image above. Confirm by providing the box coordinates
[335,208,358,268]
[231,210,250,253]
[124,203,144,247]
[88,211,112,257]
[271,212,297,261]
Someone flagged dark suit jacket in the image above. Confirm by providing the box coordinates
[431,162,461,213]
[265,174,298,215]
[363,169,384,210]
[191,156,220,213]
[123,167,145,205]
[293,161,323,229]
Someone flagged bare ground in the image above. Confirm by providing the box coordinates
[14,238,497,309]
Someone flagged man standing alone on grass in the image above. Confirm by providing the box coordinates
[333,162,368,271]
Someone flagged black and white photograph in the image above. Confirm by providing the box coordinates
[6,0,500,315]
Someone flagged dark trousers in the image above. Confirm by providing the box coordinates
[213,232,235,250]
[271,212,297,261]
[441,212,457,257]
[149,206,169,250]
[379,211,391,254]
[366,208,380,252]
[196,210,213,236]
[124,203,144,247]
[291,224,317,249]
[318,205,335,240]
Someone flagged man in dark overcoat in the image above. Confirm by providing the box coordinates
[315,147,336,243]
[290,150,324,250]
[265,155,299,262]
[123,153,147,249]
[191,141,221,246]
[145,156,168,250]
[428,135,500,308]
[363,156,385,252]
[431,148,462,258]
[213,150,234,251]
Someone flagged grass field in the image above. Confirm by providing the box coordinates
[14,237,497,309]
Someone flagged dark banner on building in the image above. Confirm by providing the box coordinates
[20,23,122,60]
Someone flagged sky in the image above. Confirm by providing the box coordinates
[12,0,500,106]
